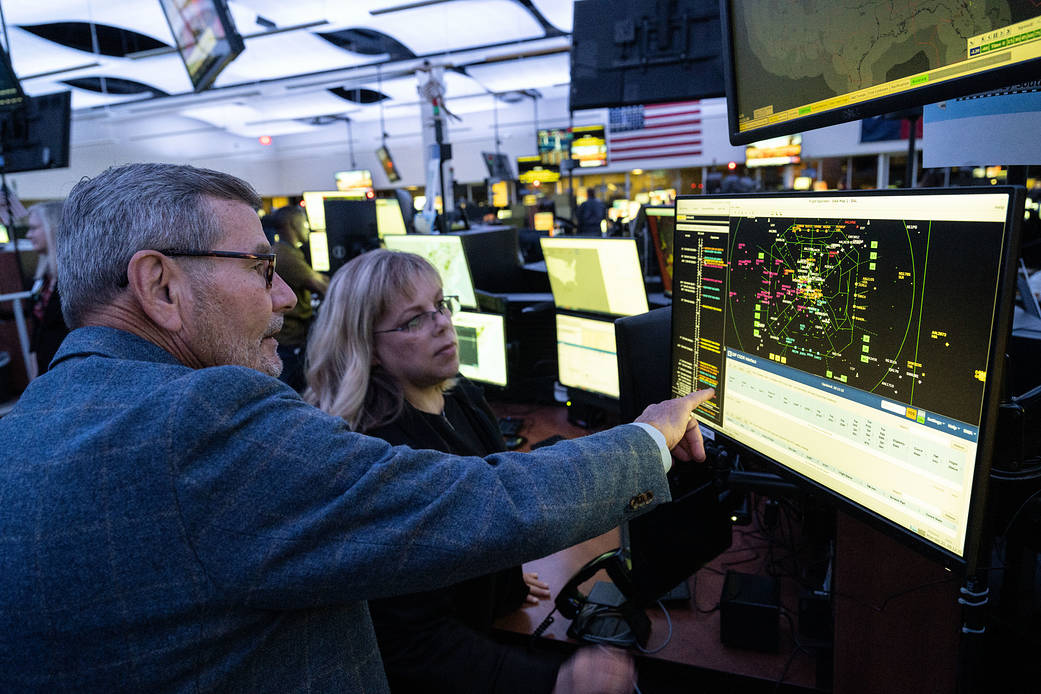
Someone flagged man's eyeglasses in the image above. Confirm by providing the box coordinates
[118,249,277,289]
[375,295,460,334]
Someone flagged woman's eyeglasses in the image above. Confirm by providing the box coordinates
[375,295,460,334]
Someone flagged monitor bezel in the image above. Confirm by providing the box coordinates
[159,0,245,93]
[720,0,1041,145]
[671,186,1024,572]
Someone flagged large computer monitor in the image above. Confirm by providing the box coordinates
[375,198,407,237]
[644,206,675,296]
[721,2,1041,144]
[382,234,479,309]
[556,312,619,399]
[517,156,561,186]
[452,226,523,293]
[541,237,649,316]
[670,188,1024,570]
[159,0,244,92]
[453,310,508,388]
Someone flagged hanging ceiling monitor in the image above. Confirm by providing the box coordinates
[376,145,401,183]
[569,125,607,168]
[569,0,725,110]
[0,91,71,173]
[722,1,1041,144]
[335,169,375,194]
[481,151,513,180]
[517,156,560,186]
[158,0,244,92]
[0,46,24,112]
[541,237,649,317]
[670,188,1024,570]
[382,234,479,309]
[556,312,620,399]
[453,310,508,388]
[537,128,572,165]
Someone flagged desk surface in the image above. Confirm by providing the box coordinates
[488,401,821,691]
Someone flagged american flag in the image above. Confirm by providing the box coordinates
[607,101,702,163]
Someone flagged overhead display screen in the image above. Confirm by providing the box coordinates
[670,188,1022,568]
[569,125,607,168]
[723,1,1041,144]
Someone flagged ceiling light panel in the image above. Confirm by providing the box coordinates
[322,0,544,55]
[214,31,373,86]
[5,0,174,45]
[465,53,570,93]
[530,0,574,33]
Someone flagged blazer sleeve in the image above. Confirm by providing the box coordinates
[167,366,670,608]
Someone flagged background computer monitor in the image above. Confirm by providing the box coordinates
[323,199,380,274]
[451,226,523,294]
[382,234,479,309]
[670,188,1024,570]
[158,0,244,92]
[569,125,607,168]
[721,1,1041,144]
[541,237,649,316]
[303,190,366,232]
[556,312,619,399]
[644,205,675,296]
[375,198,407,237]
[453,310,508,387]
[482,151,514,180]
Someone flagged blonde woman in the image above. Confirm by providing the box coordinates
[25,201,68,374]
[305,249,636,694]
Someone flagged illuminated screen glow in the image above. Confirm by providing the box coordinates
[308,230,330,273]
[453,310,508,387]
[671,189,1019,565]
[556,312,619,399]
[303,191,365,231]
[382,234,478,309]
[375,198,407,238]
[541,237,649,316]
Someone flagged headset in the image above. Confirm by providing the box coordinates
[553,547,651,647]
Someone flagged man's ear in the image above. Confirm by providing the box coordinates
[126,250,188,331]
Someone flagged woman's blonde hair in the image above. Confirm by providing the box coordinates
[304,248,448,432]
[28,201,64,283]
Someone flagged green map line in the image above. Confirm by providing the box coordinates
[869,219,918,395]
[909,220,933,405]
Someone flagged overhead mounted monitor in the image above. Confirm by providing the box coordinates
[722,1,1041,144]
[556,312,620,399]
[537,128,572,165]
[453,310,508,387]
[376,145,401,183]
[382,234,479,310]
[569,125,607,168]
[517,156,560,186]
[745,134,802,168]
[570,0,725,110]
[0,46,25,112]
[671,188,1023,570]
[303,191,367,232]
[159,0,245,92]
[481,151,513,180]
[335,169,374,194]
[0,91,71,173]
[541,237,649,317]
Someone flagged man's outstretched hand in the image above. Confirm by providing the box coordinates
[634,389,715,462]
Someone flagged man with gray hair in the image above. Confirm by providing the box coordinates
[0,162,713,692]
